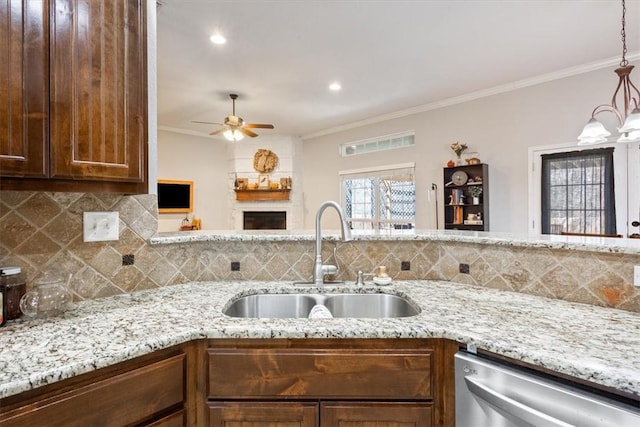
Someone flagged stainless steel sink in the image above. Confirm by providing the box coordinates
[223,294,318,318]
[223,293,421,318]
[323,294,420,318]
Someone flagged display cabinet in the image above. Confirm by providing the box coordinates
[443,164,489,231]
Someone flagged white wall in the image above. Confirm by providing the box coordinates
[301,61,639,232]
[156,130,229,231]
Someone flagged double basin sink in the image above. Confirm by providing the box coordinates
[223,292,421,319]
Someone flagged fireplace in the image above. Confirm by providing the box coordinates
[243,211,286,230]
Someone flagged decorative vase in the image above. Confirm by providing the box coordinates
[473,197,480,205]
[455,155,464,166]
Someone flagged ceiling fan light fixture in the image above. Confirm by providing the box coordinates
[223,128,244,141]
[578,0,640,145]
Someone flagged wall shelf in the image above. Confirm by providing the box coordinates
[235,189,291,201]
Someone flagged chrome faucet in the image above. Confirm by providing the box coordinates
[313,201,352,285]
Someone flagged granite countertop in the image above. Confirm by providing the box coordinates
[150,229,640,255]
[0,280,639,400]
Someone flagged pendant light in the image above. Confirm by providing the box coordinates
[578,0,640,145]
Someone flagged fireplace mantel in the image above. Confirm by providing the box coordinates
[235,189,291,201]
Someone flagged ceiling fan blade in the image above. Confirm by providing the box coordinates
[192,120,223,125]
[209,128,226,136]
[244,123,274,129]
[240,128,258,138]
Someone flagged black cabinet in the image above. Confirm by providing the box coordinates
[443,164,489,231]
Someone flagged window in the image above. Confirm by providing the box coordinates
[541,148,616,235]
[340,164,415,232]
[340,131,414,157]
[530,142,638,237]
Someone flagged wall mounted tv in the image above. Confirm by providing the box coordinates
[157,180,193,213]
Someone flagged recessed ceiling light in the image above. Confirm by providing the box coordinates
[210,33,227,45]
[329,82,342,91]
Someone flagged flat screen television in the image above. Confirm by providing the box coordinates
[157,180,193,213]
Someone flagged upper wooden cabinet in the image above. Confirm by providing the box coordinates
[0,0,148,194]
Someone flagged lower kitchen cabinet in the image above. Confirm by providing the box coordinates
[208,401,432,427]
[209,402,318,427]
[0,345,193,427]
[203,339,456,427]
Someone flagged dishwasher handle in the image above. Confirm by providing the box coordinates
[464,376,576,427]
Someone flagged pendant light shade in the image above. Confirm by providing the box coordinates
[618,107,640,134]
[578,0,640,144]
[577,118,611,145]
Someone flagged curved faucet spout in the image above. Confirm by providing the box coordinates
[314,201,352,285]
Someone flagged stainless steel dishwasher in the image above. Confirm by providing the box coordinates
[455,351,640,427]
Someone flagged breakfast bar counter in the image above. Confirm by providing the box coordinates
[0,280,638,400]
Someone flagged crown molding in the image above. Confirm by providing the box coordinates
[301,52,640,140]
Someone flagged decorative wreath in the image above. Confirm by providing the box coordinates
[253,149,279,173]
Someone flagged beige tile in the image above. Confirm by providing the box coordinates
[115,197,146,226]
[0,211,38,249]
[559,252,608,285]
[130,211,158,240]
[500,260,533,291]
[67,193,108,215]
[14,231,62,266]
[540,265,582,299]
[89,246,124,279]
[43,211,82,246]
[0,191,34,207]
[111,265,145,292]
[587,272,635,307]
[516,248,558,278]
[48,192,84,208]
[148,260,179,286]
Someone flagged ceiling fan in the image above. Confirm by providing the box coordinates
[192,94,274,141]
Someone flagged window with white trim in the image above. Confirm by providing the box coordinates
[340,164,415,232]
[528,142,639,237]
[340,131,414,157]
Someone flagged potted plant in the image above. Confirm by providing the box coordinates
[468,185,482,205]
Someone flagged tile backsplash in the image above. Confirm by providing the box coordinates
[1,191,638,312]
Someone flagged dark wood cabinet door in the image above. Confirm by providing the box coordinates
[321,402,433,427]
[49,0,147,185]
[0,353,185,427]
[0,0,49,178]
[209,402,318,427]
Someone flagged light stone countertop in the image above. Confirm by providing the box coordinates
[150,229,640,255]
[0,280,639,400]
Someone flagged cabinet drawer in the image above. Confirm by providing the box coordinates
[209,402,318,427]
[208,348,432,399]
[321,401,433,427]
[1,354,185,427]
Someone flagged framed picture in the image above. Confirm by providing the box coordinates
[257,174,270,189]
[157,180,194,214]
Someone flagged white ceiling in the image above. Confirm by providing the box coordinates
[156,0,640,139]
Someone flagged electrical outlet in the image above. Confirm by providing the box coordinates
[83,212,119,242]
[634,265,640,287]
